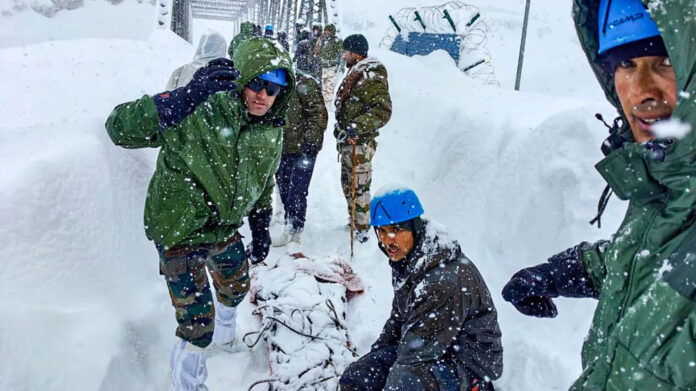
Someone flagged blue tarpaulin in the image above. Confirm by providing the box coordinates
[390,32,461,63]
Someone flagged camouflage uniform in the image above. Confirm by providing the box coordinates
[314,24,343,104]
[339,143,376,230]
[334,57,392,230]
[158,233,249,347]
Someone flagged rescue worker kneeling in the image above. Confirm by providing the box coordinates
[340,187,503,391]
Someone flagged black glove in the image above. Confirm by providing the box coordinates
[246,209,272,264]
[334,124,357,145]
[302,143,319,158]
[511,296,558,318]
[153,58,239,128]
[502,264,559,318]
[503,243,601,318]
[345,126,357,140]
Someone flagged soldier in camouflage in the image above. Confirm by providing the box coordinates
[313,24,343,103]
[334,34,392,243]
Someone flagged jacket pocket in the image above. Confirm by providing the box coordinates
[615,280,696,388]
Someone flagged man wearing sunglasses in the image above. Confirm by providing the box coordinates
[105,36,294,391]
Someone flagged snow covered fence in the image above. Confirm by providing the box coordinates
[379,1,498,85]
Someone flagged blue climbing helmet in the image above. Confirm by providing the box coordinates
[257,68,288,86]
[370,187,424,227]
[597,0,661,55]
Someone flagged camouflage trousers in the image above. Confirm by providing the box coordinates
[340,142,376,230]
[322,66,338,105]
[157,233,249,348]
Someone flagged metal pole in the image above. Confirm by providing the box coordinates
[320,0,328,25]
[305,0,313,27]
[279,0,288,31]
[514,0,531,91]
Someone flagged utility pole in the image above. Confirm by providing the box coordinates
[514,0,531,91]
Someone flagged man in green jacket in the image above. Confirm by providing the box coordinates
[503,0,696,389]
[274,40,328,246]
[334,34,392,243]
[228,21,254,58]
[105,37,295,391]
[313,24,343,103]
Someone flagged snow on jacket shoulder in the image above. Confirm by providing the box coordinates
[105,37,295,250]
[372,220,503,382]
[334,57,392,143]
[570,0,696,389]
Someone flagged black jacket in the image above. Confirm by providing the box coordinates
[373,220,503,383]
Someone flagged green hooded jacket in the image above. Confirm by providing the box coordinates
[316,24,343,68]
[334,57,392,144]
[569,0,696,389]
[283,71,328,155]
[228,21,254,59]
[105,37,295,250]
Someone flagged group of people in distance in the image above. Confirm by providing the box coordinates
[105,0,696,389]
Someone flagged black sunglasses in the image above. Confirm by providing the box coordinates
[247,78,283,97]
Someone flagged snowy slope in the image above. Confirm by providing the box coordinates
[1,1,626,390]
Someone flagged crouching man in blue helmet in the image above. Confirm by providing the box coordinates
[339,187,503,391]
[503,0,696,389]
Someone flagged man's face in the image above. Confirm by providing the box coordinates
[342,50,360,67]
[614,56,677,143]
[242,86,277,116]
[376,225,414,262]
[324,28,331,37]
[295,25,302,33]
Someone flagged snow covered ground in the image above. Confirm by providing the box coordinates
[1,1,626,390]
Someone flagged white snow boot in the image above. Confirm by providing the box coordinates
[169,338,208,391]
[273,225,301,247]
[211,300,243,352]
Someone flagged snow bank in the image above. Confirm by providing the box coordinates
[1,0,628,390]
[0,0,156,49]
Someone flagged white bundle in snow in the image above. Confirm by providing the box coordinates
[245,255,364,391]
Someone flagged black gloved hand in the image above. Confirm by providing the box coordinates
[302,143,319,158]
[344,126,357,140]
[246,209,272,264]
[511,296,558,318]
[502,264,559,318]
[153,58,239,128]
[334,124,357,145]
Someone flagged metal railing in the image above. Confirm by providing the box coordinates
[158,0,338,44]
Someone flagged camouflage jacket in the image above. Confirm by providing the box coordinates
[315,34,343,68]
[333,57,392,144]
[283,71,328,155]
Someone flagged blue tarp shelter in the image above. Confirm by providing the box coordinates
[390,32,462,63]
